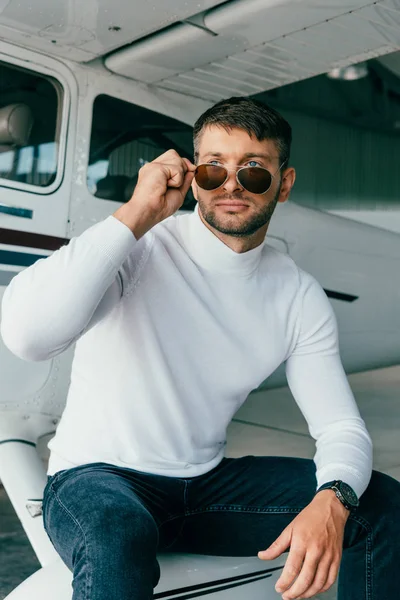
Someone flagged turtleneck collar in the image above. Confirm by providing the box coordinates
[179,205,265,275]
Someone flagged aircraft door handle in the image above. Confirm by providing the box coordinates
[0,202,33,219]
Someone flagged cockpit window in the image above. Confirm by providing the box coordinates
[88,94,196,210]
[0,61,61,189]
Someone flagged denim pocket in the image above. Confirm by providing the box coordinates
[47,462,114,493]
[46,469,70,491]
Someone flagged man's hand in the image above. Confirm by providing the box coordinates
[113,149,196,239]
[258,491,349,599]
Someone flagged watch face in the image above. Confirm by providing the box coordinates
[339,482,359,507]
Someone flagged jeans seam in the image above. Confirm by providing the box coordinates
[157,514,185,550]
[157,514,181,527]
[184,479,189,517]
[50,483,91,600]
[349,514,373,600]
[183,506,373,598]
[158,480,189,551]
[185,505,304,516]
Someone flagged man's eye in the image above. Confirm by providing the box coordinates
[246,160,261,168]
[209,160,221,165]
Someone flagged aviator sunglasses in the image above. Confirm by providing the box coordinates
[194,160,287,195]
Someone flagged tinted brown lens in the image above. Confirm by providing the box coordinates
[237,167,272,194]
[195,165,227,190]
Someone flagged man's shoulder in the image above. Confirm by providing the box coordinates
[262,244,300,280]
[261,245,321,292]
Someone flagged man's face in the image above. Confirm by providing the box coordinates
[192,126,294,238]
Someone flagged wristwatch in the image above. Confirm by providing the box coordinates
[316,480,359,511]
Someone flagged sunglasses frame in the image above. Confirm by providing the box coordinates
[195,160,287,195]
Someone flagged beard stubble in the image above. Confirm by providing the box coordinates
[197,185,281,238]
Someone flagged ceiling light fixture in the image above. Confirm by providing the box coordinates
[327,62,368,81]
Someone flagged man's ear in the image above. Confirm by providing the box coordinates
[191,178,199,201]
[277,167,296,204]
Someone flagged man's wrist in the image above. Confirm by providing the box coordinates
[316,480,359,513]
[113,204,157,240]
[313,489,350,522]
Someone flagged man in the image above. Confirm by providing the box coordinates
[1,97,399,600]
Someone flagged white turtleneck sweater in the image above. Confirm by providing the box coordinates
[1,207,372,497]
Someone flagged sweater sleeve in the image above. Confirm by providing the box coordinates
[285,271,373,499]
[0,216,141,362]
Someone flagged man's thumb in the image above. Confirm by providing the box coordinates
[180,169,195,199]
[258,528,291,560]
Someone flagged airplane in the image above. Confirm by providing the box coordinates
[1,0,400,598]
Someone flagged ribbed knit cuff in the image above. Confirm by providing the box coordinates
[80,215,137,269]
[316,465,372,499]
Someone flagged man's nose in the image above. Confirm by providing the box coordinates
[222,169,243,193]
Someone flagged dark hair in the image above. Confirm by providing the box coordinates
[193,96,292,165]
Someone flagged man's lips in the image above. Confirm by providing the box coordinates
[215,201,249,208]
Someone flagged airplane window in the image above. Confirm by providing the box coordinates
[88,94,197,210]
[0,61,61,189]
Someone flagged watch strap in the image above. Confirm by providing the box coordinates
[316,480,358,511]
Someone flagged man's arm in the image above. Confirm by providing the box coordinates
[285,272,372,497]
[1,216,138,361]
[258,271,372,600]
[1,150,196,362]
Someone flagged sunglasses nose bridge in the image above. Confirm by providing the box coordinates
[222,166,244,191]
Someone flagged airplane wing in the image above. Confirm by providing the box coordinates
[105,0,400,101]
[1,1,400,101]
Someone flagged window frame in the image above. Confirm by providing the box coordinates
[87,93,196,206]
[0,53,70,196]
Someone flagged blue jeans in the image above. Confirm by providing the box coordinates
[42,456,400,600]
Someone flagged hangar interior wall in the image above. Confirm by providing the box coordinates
[282,109,400,233]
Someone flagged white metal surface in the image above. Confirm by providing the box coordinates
[265,201,400,384]
[0,40,209,241]
[0,0,227,63]
[105,0,400,100]
[0,47,78,239]
[4,554,286,600]
[0,437,59,567]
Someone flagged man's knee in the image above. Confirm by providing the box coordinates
[44,473,159,569]
[90,502,159,552]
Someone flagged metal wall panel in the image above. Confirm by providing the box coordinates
[282,109,400,211]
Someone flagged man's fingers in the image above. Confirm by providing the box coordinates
[179,169,196,199]
[153,148,182,163]
[164,159,195,189]
[258,527,291,561]
[274,547,304,594]
[280,551,326,600]
[162,163,185,188]
[292,555,333,599]
[182,157,197,172]
[318,560,340,594]
[144,150,195,194]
